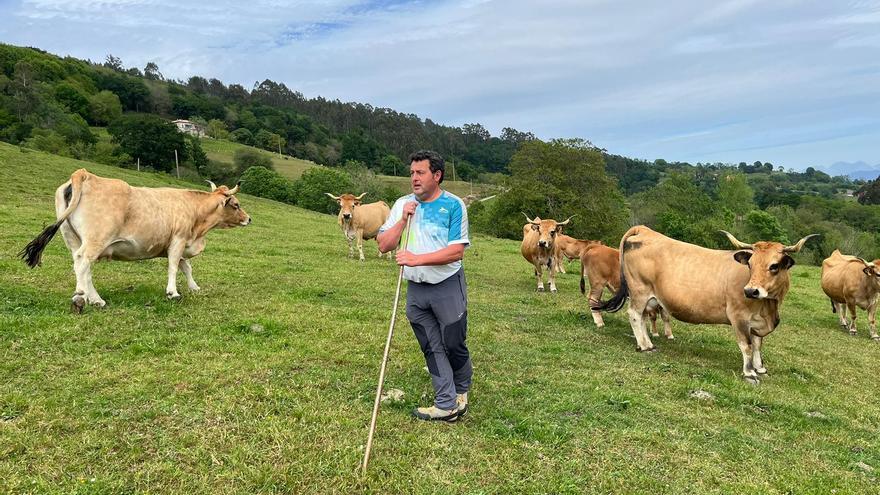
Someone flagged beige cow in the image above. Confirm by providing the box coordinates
[521,214,572,292]
[20,169,251,311]
[594,226,817,382]
[821,250,880,340]
[325,193,391,261]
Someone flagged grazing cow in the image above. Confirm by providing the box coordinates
[20,169,251,312]
[821,250,880,340]
[521,214,572,292]
[554,234,602,274]
[579,243,673,338]
[593,226,817,382]
[325,193,391,261]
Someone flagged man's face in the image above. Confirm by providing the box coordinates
[410,159,441,197]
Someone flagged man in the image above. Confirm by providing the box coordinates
[377,150,471,422]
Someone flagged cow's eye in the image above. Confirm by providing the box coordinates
[551,231,556,236]
[769,263,779,272]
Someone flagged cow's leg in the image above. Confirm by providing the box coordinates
[556,255,566,274]
[357,230,366,262]
[627,299,655,351]
[751,334,767,375]
[535,265,545,292]
[179,258,200,292]
[165,239,185,300]
[661,308,674,339]
[548,259,558,293]
[836,302,848,329]
[72,243,105,311]
[346,233,354,258]
[588,281,606,327]
[847,301,858,336]
[868,300,879,340]
[649,311,659,337]
[734,322,758,383]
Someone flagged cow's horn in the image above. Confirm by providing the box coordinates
[783,234,820,253]
[227,182,240,195]
[720,230,753,250]
[522,212,539,224]
[206,180,217,192]
[355,192,368,200]
[557,215,575,226]
[325,193,341,200]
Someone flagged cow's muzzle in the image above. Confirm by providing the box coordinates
[342,213,352,220]
[538,240,549,248]
[744,287,761,299]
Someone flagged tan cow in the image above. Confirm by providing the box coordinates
[554,234,602,274]
[325,193,391,261]
[579,243,672,338]
[821,250,880,340]
[593,226,817,382]
[20,169,251,312]
[521,214,572,292]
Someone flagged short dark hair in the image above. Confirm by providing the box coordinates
[409,150,445,183]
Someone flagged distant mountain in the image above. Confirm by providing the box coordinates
[819,161,880,181]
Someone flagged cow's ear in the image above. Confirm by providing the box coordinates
[780,255,795,269]
[864,266,874,277]
[733,251,752,265]
[531,224,539,231]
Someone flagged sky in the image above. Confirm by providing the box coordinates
[2,0,879,170]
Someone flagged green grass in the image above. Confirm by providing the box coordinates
[1,142,879,493]
[199,138,318,180]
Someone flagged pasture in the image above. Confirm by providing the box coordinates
[1,143,878,493]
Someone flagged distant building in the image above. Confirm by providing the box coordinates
[172,119,205,137]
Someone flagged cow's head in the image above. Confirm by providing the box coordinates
[858,258,880,283]
[326,193,367,221]
[208,181,251,227]
[722,231,818,300]
[524,213,573,249]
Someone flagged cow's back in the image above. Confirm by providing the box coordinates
[621,226,746,324]
[64,173,132,239]
[355,201,390,239]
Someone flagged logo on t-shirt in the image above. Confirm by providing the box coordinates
[439,207,449,214]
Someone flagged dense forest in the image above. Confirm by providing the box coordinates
[3,43,880,263]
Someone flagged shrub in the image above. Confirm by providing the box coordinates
[240,166,296,204]
[292,167,354,214]
[233,148,273,174]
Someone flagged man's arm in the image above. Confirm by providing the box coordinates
[396,243,465,267]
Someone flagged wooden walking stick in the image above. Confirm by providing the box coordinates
[362,215,412,475]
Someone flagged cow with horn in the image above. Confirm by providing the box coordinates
[325,192,391,261]
[593,225,818,382]
[520,214,573,293]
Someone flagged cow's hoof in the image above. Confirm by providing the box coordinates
[188,285,201,293]
[667,335,675,340]
[756,367,768,375]
[651,333,660,338]
[647,346,658,353]
[872,336,880,341]
[550,288,558,293]
[744,375,760,385]
[166,292,181,301]
[595,323,605,329]
[536,287,545,292]
[90,299,106,308]
[71,295,85,314]
[849,331,858,336]
[636,346,656,353]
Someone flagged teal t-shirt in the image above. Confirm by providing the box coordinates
[380,190,470,283]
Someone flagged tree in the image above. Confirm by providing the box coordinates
[717,172,755,218]
[206,119,229,139]
[240,166,296,204]
[186,136,208,171]
[103,54,124,72]
[291,167,354,214]
[144,62,163,81]
[233,148,273,173]
[744,210,790,243]
[88,90,122,125]
[107,114,186,172]
[230,128,254,145]
[472,139,629,243]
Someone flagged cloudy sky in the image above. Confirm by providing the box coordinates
[2,0,879,169]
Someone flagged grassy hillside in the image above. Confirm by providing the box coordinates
[199,138,318,180]
[1,142,878,493]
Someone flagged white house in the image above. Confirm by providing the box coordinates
[172,119,206,138]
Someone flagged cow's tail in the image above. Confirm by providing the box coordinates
[830,298,836,314]
[579,261,586,294]
[20,169,87,268]
[592,229,636,313]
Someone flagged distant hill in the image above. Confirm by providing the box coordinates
[819,161,880,181]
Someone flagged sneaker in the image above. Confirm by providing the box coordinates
[456,392,469,417]
[412,405,460,422]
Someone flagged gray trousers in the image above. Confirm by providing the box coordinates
[405,268,472,410]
